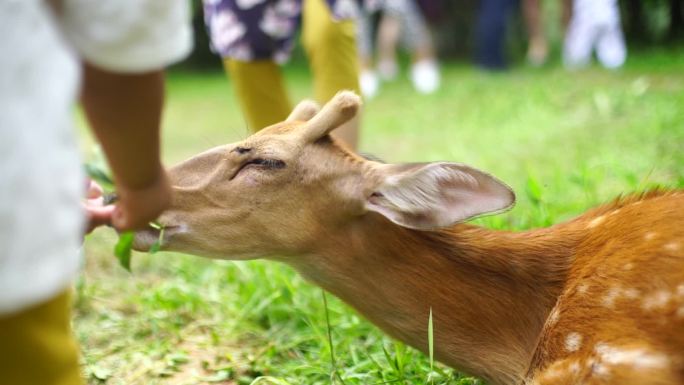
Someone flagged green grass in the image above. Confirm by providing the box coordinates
[76,50,683,385]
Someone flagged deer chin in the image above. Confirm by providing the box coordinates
[132,225,185,252]
[132,229,159,252]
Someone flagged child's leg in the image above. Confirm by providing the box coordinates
[596,23,626,69]
[563,12,597,69]
[0,291,82,385]
[357,9,380,99]
[522,0,549,66]
[357,9,374,66]
[388,0,433,63]
[302,0,361,149]
[376,13,401,80]
[224,59,292,132]
[386,0,440,94]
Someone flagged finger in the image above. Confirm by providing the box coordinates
[87,196,105,207]
[84,205,115,234]
[87,180,104,199]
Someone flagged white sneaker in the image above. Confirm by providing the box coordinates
[377,59,399,81]
[360,70,380,99]
[410,59,440,94]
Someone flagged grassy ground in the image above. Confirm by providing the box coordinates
[76,50,684,385]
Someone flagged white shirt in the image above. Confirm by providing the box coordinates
[0,0,192,315]
[573,0,621,26]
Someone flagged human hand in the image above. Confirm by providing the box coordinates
[84,179,115,234]
[111,168,171,231]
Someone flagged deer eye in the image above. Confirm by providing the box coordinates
[232,158,286,180]
[247,158,286,169]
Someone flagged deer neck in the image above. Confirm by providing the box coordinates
[289,216,584,385]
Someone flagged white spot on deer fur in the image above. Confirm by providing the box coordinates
[592,362,610,377]
[677,284,684,297]
[587,215,605,229]
[577,283,589,294]
[623,263,634,271]
[663,242,680,252]
[586,356,609,377]
[642,290,672,311]
[602,286,622,308]
[540,365,564,381]
[537,359,579,382]
[644,232,657,241]
[677,307,684,319]
[594,343,669,370]
[623,288,640,299]
[601,287,641,307]
[565,332,583,352]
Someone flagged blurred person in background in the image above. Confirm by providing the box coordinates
[474,0,518,70]
[522,0,549,66]
[357,0,441,98]
[203,0,361,149]
[522,0,573,67]
[563,0,627,69]
[0,1,192,384]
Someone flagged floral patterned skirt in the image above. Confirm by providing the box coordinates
[203,0,366,63]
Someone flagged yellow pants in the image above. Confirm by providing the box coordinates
[225,0,360,134]
[0,291,82,385]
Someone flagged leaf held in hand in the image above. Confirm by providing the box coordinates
[84,163,114,191]
[114,231,134,272]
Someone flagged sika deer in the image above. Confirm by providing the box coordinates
[134,91,684,385]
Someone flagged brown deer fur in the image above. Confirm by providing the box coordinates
[134,92,684,385]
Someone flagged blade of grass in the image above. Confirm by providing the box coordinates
[427,307,434,385]
[149,225,165,254]
[250,376,293,385]
[322,290,347,385]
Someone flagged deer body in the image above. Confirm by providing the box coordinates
[135,92,684,385]
[526,192,684,385]
[292,192,684,385]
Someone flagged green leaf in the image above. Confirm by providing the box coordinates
[166,352,190,367]
[89,365,111,381]
[525,175,543,206]
[114,231,134,272]
[149,225,165,254]
[84,163,114,191]
[427,307,434,385]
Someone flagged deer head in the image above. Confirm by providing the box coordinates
[134,91,514,260]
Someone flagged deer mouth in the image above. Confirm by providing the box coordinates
[132,224,184,252]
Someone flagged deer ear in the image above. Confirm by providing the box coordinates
[365,162,515,230]
[298,91,361,142]
[287,100,320,122]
